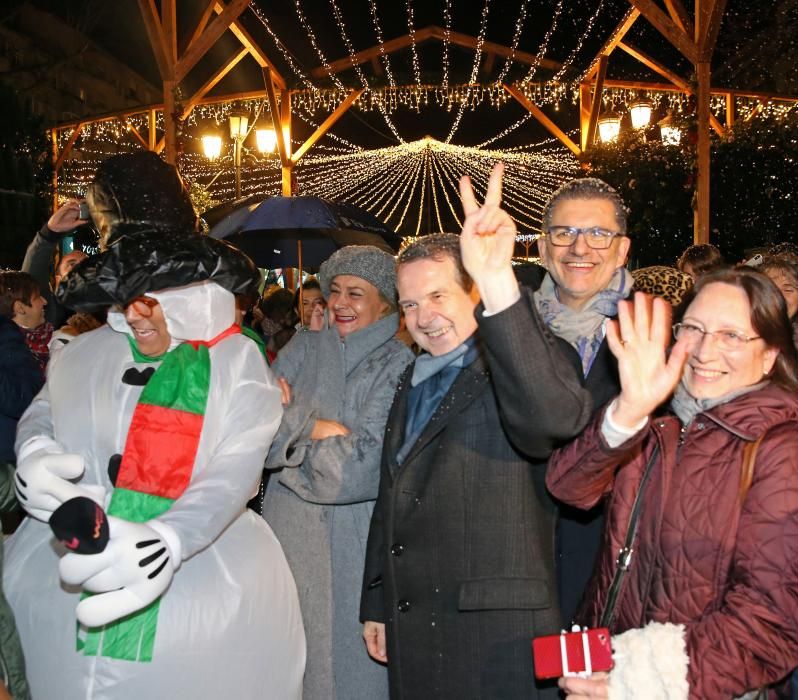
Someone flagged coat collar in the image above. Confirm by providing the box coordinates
[387,350,491,476]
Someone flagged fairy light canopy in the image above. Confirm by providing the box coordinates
[44,0,798,242]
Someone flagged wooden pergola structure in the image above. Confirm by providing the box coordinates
[50,0,798,245]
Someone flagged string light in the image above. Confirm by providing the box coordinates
[552,0,606,82]
[294,0,346,91]
[494,0,530,85]
[445,0,491,143]
[405,0,423,89]
[328,0,404,142]
[521,0,565,83]
[248,3,315,90]
[368,0,397,88]
[441,0,452,91]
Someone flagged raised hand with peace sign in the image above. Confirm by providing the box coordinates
[458,162,521,314]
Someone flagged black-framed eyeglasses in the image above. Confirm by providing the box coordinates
[544,226,625,249]
[672,322,761,351]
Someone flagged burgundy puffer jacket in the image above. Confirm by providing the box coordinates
[547,383,798,698]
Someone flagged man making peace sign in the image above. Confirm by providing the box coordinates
[360,164,594,698]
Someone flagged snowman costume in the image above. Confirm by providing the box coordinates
[4,230,306,699]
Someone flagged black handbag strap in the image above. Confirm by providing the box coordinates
[599,444,660,629]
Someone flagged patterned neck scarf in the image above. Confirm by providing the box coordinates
[19,322,53,374]
[534,268,633,376]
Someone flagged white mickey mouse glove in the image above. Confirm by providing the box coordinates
[59,516,182,628]
[14,449,104,522]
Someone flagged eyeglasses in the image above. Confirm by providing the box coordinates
[124,295,160,317]
[672,322,762,350]
[544,226,625,249]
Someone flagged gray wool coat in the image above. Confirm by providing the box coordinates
[262,313,413,700]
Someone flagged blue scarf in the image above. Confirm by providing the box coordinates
[396,336,480,465]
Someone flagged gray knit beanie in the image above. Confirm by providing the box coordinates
[319,245,397,305]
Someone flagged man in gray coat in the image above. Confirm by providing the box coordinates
[360,165,594,698]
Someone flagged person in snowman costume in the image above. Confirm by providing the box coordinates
[5,211,306,699]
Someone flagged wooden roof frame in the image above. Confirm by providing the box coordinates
[310,25,562,79]
[49,0,796,246]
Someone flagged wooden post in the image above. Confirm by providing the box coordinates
[148,109,157,150]
[694,61,711,244]
[725,92,735,128]
[579,84,592,152]
[586,56,609,149]
[280,90,293,197]
[163,80,178,165]
[51,129,59,212]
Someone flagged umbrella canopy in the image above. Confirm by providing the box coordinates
[203,195,264,239]
[210,196,402,270]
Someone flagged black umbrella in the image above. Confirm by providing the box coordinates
[210,196,402,271]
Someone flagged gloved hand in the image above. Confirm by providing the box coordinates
[14,449,102,522]
[59,517,182,628]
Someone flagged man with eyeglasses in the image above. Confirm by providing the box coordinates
[466,176,634,626]
[535,179,633,625]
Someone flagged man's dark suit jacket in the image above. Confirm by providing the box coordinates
[361,291,593,699]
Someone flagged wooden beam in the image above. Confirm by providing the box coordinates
[51,129,58,211]
[148,109,157,150]
[743,102,764,123]
[585,8,640,80]
[181,46,249,120]
[586,56,608,148]
[579,84,591,151]
[503,84,581,156]
[482,52,496,76]
[162,0,177,66]
[292,89,364,163]
[312,25,560,79]
[663,0,694,35]
[698,0,727,60]
[280,91,293,196]
[215,2,286,90]
[186,0,217,53]
[53,124,84,173]
[725,92,735,128]
[264,68,290,168]
[437,27,561,71]
[163,79,178,164]
[137,0,172,80]
[126,121,149,149]
[311,28,432,79]
[694,61,711,244]
[175,0,251,84]
[617,41,690,90]
[628,0,698,64]
[370,56,383,76]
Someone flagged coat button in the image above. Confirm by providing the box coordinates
[391,543,404,557]
[397,599,411,613]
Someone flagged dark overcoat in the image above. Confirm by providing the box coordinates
[360,292,593,699]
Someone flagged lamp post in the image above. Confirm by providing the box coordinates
[628,99,654,130]
[658,112,682,146]
[597,111,621,144]
[228,110,249,199]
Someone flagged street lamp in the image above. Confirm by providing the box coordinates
[201,134,222,160]
[228,110,249,199]
[256,127,278,154]
[629,99,654,130]
[597,111,622,143]
[658,112,682,146]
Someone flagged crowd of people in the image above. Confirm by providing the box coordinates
[0,151,797,700]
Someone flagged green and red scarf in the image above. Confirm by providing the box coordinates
[78,324,241,662]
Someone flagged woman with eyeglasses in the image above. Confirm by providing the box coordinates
[548,268,798,699]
